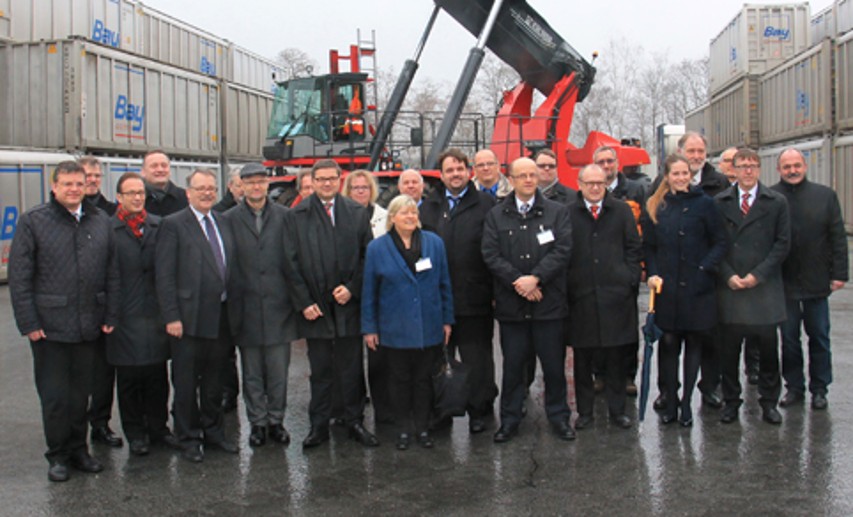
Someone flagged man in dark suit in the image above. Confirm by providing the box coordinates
[566,164,642,430]
[420,148,497,434]
[156,169,239,462]
[715,148,790,425]
[285,159,377,448]
[535,148,575,205]
[142,150,188,217]
[224,163,298,448]
[482,157,575,443]
[9,161,119,481]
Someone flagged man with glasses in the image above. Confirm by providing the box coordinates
[156,169,239,462]
[285,159,377,449]
[473,149,512,200]
[535,149,575,205]
[715,149,790,425]
[482,157,575,443]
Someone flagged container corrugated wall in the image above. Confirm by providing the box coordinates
[221,82,274,161]
[758,137,833,187]
[811,5,836,45]
[759,40,833,144]
[836,31,853,130]
[0,40,220,158]
[710,3,811,96]
[709,76,760,154]
[833,134,853,232]
[839,0,853,36]
[228,46,284,94]
[685,104,709,136]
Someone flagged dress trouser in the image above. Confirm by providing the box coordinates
[659,331,706,419]
[221,340,240,404]
[574,344,630,418]
[780,297,832,395]
[31,339,96,463]
[88,334,116,430]
[447,315,497,418]
[720,323,781,407]
[170,308,231,447]
[385,345,442,434]
[367,344,393,423]
[306,336,365,429]
[240,343,292,426]
[498,319,570,428]
[116,363,170,441]
[697,327,722,396]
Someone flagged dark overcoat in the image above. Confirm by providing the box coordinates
[106,214,169,365]
[642,188,729,332]
[155,207,235,339]
[566,193,643,347]
[224,200,298,347]
[715,183,790,325]
[285,194,372,339]
[420,181,494,317]
[482,192,572,322]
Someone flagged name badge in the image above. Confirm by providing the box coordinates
[537,229,555,245]
[416,258,433,272]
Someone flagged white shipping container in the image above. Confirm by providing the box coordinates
[836,31,853,130]
[709,3,811,96]
[221,82,274,161]
[5,0,130,49]
[708,76,761,154]
[810,4,836,45]
[0,39,220,158]
[228,45,284,94]
[759,40,833,145]
[832,134,853,232]
[839,0,853,35]
[758,136,832,187]
[685,104,709,136]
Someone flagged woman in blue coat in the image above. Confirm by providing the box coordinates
[642,155,729,427]
[362,195,454,450]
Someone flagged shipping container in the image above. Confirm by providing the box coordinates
[708,76,761,154]
[655,124,684,172]
[710,3,811,96]
[4,0,127,47]
[833,134,853,232]
[759,40,833,145]
[811,4,836,45]
[221,82,274,161]
[839,0,853,35]
[758,136,833,188]
[0,39,220,158]
[685,104,709,136]
[227,45,284,94]
[836,31,853,130]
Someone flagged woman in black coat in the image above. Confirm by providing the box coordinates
[642,155,729,426]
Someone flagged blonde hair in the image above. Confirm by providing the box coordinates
[646,154,689,224]
[342,169,378,204]
[385,194,421,232]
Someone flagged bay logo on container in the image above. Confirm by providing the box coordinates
[115,95,145,137]
[92,20,120,48]
[763,26,791,40]
[201,56,217,76]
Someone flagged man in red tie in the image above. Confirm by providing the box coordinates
[714,148,790,425]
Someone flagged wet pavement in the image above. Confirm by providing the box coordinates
[2,264,853,516]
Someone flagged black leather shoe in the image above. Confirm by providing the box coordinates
[720,404,739,424]
[207,439,239,454]
[69,451,104,473]
[469,418,486,434]
[660,413,678,425]
[302,427,330,449]
[653,392,667,411]
[416,431,434,449]
[396,433,410,450]
[493,425,517,443]
[762,406,783,425]
[182,444,204,463]
[701,389,723,409]
[812,393,828,410]
[221,396,238,414]
[349,423,380,447]
[610,414,633,429]
[91,426,123,447]
[48,462,69,482]
[553,420,576,441]
[574,414,594,430]
[268,424,291,445]
[249,426,267,447]
[679,406,693,428]
[780,390,805,407]
[129,439,149,456]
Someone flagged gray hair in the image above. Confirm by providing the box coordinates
[385,194,421,232]
[186,168,217,187]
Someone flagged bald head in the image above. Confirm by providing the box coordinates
[398,169,424,202]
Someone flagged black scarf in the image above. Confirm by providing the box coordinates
[390,227,421,275]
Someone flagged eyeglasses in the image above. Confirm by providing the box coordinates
[579,181,606,188]
[190,186,217,193]
[243,179,268,186]
[736,165,759,171]
[350,185,370,192]
[313,176,340,183]
[118,190,146,197]
[536,163,556,170]
[595,158,616,165]
[475,161,496,168]
[511,173,537,181]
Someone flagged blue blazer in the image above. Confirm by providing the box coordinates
[361,230,454,348]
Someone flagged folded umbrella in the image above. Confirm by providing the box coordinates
[639,284,663,422]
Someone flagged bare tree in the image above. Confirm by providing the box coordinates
[275,48,319,80]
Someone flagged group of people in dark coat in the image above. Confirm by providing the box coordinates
[9,132,849,481]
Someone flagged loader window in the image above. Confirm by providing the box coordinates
[267,78,328,143]
[331,83,365,142]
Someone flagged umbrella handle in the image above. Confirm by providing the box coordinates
[649,284,661,314]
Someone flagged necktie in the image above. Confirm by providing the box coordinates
[520,203,530,216]
[324,201,335,226]
[449,196,460,212]
[741,192,750,216]
[203,215,226,283]
[255,211,263,234]
[590,205,599,220]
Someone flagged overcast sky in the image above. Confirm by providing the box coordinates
[143,0,831,86]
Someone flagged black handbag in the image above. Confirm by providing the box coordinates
[432,346,471,420]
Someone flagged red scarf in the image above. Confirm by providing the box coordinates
[116,204,147,238]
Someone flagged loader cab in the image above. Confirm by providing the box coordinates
[263,72,371,168]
